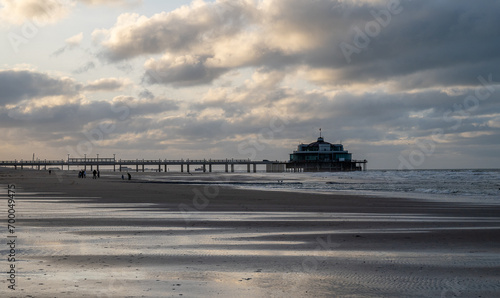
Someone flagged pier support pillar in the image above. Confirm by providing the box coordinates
[253,164,257,173]
[231,164,234,173]
[142,164,145,172]
[136,164,138,172]
[209,164,212,173]
[203,164,206,173]
[247,164,250,173]
[181,164,184,172]
[225,164,228,172]
[187,164,190,173]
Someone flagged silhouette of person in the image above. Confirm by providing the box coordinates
[127,172,131,180]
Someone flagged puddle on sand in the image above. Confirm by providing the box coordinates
[9,196,500,297]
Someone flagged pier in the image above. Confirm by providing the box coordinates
[286,160,367,172]
[287,133,367,172]
[0,157,287,173]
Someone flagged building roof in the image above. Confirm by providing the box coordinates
[306,137,331,148]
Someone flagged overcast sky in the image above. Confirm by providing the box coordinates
[1,0,499,169]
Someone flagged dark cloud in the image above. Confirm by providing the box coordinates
[143,55,229,87]
[0,68,179,151]
[93,0,500,89]
[327,0,500,89]
[0,69,80,105]
[138,89,154,100]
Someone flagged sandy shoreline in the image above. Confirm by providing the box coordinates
[1,168,500,297]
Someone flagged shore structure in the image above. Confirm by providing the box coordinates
[0,157,287,173]
[287,133,367,172]
[1,133,366,173]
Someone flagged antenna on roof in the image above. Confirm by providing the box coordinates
[319,128,322,138]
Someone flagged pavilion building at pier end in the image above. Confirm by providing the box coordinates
[287,134,367,172]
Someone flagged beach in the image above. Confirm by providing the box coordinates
[1,168,499,297]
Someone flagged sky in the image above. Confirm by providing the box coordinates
[1,0,499,170]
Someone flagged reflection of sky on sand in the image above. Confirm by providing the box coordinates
[19,199,500,258]
[13,195,500,297]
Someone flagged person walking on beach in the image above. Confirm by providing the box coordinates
[127,172,131,180]
[93,170,97,179]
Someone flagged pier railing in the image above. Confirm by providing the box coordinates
[1,157,367,172]
[0,160,66,165]
[0,157,287,173]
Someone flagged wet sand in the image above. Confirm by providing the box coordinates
[1,169,499,297]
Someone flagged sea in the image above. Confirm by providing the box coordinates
[140,169,500,205]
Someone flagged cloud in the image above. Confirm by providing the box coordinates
[0,0,142,25]
[0,67,178,124]
[143,54,229,87]
[2,1,500,168]
[138,89,154,100]
[79,0,142,6]
[95,1,257,60]
[94,0,260,85]
[0,65,498,168]
[0,68,180,157]
[172,65,500,164]
[0,0,72,25]
[66,32,84,47]
[0,69,80,105]
[83,77,130,92]
[52,32,84,56]
[91,0,500,90]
